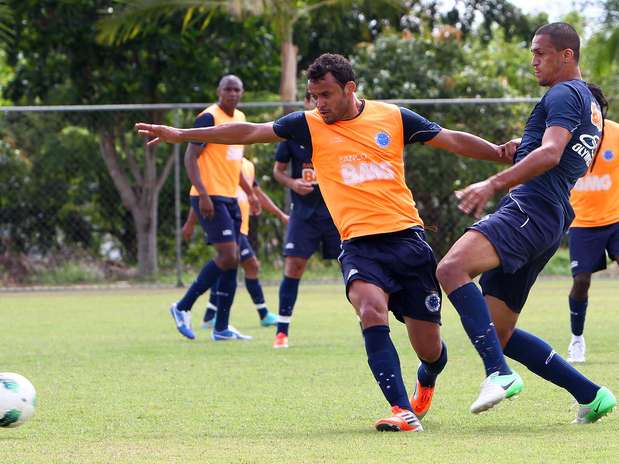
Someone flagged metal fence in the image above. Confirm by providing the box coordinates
[0,98,553,286]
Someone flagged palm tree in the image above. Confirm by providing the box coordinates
[0,0,13,47]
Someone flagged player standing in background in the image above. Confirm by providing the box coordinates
[136,53,517,432]
[189,157,288,329]
[271,91,341,349]
[436,23,616,423]
[566,119,619,363]
[171,74,258,341]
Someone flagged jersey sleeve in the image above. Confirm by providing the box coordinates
[272,111,312,147]
[400,107,442,144]
[544,83,583,132]
[274,141,292,163]
[190,112,215,147]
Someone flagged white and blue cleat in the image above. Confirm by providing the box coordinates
[169,303,195,340]
[211,326,253,341]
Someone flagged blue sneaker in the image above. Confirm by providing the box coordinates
[169,303,195,340]
[211,327,253,341]
[260,312,278,327]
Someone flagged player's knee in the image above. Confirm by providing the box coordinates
[357,300,388,326]
[285,258,306,279]
[245,258,260,276]
[436,255,461,286]
[571,274,591,299]
[216,251,239,270]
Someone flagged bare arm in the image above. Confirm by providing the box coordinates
[239,170,260,215]
[427,128,517,164]
[184,144,207,195]
[136,121,284,146]
[457,126,572,217]
[182,207,197,242]
[273,161,314,196]
[255,186,288,224]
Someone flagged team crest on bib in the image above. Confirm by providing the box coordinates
[375,131,391,148]
[425,292,441,313]
[603,150,614,161]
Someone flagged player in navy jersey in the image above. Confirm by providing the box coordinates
[436,23,616,423]
[271,92,341,349]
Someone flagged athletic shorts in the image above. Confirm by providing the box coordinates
[568,221,619,276]
[470,192,566,313]
[283,212,340,260]
[338,227,441,325]
[239,234,256,262]
[190,195,241,245]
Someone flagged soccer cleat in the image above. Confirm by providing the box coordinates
[411,379,435,420]
[573,387,616,424]
[260,312,278,327]
[169,303,195,340]
[470,370,523,414]
[375,406,423,432]
[273,332,289,349]
[211,327,252,341]
[200,318,215,330]
[567,335,586,363]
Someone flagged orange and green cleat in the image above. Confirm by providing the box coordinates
[375,406,423,432]
[273,332,289,349]
[411,380,435,420]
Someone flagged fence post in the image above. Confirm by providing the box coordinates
[174,110,183,287]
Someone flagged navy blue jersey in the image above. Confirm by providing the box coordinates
[512,80,603,220]
[274,140,330,220]
[189,112,214,148]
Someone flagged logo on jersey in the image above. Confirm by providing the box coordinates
[302,167,318,184]
[375,131,391,148]
[591,102,603,132]
[227,145,244,160]
[603,149,614,161]
[425,292,441,313]
[340,160,395,185]
[571,133,600,166]
[573,174,612,192]
[570,260,579,269]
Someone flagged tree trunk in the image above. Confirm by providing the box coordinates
[279,19,298,114]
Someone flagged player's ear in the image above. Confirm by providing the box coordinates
[344,81,356,96]
[563,48,575,63]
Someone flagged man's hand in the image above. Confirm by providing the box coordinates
[455,179,498,218]
[278,212,290,225]
[182,221,195,242]
[497,138,521,163]
[199,194,214,219]
[249,193,261,215]
[135,123,184,146]
[290,179,314,196]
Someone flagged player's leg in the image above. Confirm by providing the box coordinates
[273,256,307,348]
[436,230,517,391]
[201,277,220,329]
[349,280,421,432]
[567,272,591,362]
[240,247,277,326]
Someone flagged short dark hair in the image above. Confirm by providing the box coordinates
[307,54,356,88]
[535,22,580,62]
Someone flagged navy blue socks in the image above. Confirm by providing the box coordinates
[504,328,598,404]
[569,296,588,336]
[277,276,300,335]
[448,283,511,377]
[245,277,268,319]
[213,268,238,332]
[418,341,448,388]
[177,260,223,312]
[363,325,412,410]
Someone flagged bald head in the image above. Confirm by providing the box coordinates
[218,74,243,90]
[217,74,244,114]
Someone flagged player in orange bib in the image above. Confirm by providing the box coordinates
[171,75,259,341]
[136,54,516,432]
[566,119,619,363]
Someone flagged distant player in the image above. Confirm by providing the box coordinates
[136,53,516,432]
[170,75,258,341]
[271,91,340,348]
[436,23,616,423]
[566,119,619,363]
[187,157,288,328]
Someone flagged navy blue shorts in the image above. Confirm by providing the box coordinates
[283,212,340,260]
[569,222,619,276]
[239,234,256,262]
[190,195,241,245]
[470,193,566,313]
[338,227,441,324]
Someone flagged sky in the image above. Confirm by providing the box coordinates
[510,0,581,21]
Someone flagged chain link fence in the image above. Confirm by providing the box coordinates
[1,99,543,286]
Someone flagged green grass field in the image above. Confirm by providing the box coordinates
[2,279,618,463]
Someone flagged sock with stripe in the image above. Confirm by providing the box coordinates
[569,296,588,336]
[277,276,300,336]
[177,260,223,312]
[213,268,238,332]
[245,277,268,319]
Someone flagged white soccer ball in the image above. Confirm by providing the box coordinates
[0,373,36,428]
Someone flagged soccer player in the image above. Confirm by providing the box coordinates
[436,23,616,423]
[271,91,340,349]
[136,53,516,432]
[189,157,288,328]
[566,118,619,363]
[171,74,259,341]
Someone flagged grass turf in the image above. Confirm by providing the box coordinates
[1,279,618,463]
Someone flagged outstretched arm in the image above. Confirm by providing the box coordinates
[456,126,572,217]
[135,121,284,146]
[427,128,518,164]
